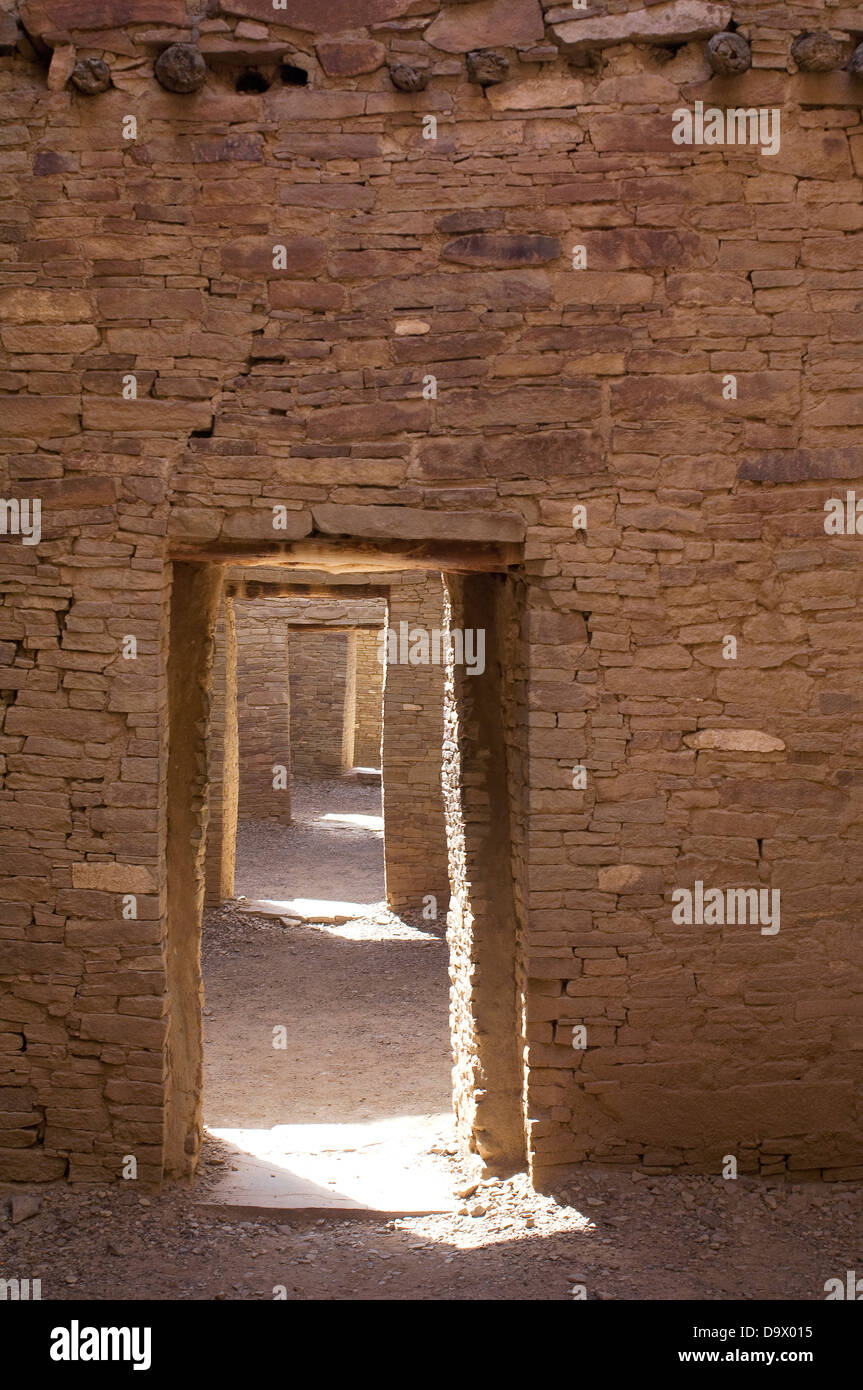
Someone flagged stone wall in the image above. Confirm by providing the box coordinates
[354,629,383,768]
[204,596,237,907]
[235,593,385,777]
[1,0,863,1184]
[382,574,451,916]
[288,630,348,777]
[235,599,291,822]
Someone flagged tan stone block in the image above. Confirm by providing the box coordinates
[221,508,312,541]
[96,289,201,321]
[553,0,730,49]
[685,729,785,753]
[222,236,325,278]
[591,74,682,104]
[2,325,99,353]
[306,401,430,442]
[487,76,585,110]
[315,40,385,77]
[597,865,664,894]
[6,396,80,438]
[71,862,157,893]
[79,1013,166,1048]
[21,0,188,35]
[82,400,213,432]
[352,271,553,313]
[0,942,82,973]
[221,0,408,32]
[0,1149,68,1180]
[312,503,524,543]
[551,271,654,306]
[38,476,115,508]
[168,508,223,541]
[0,289,93,323]
[716,669,814,710]
[425,0,544,53]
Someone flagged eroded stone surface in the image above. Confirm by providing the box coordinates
[20,0,187,36]
[72,862,158,891]
[316,40,386,77]
[597,865,665,894]
[553,0,732,50]
[425,0,544,54]
[441,233,561,266]
[221,0,413,31]
[486,74,584,109]
[684,730,787,753]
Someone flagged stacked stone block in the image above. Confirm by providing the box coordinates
[234,599,292,823]
[288,630,349,777]
[354,629,384,768]
[382,575,451,916]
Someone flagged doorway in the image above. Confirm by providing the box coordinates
[164,551,528,1198]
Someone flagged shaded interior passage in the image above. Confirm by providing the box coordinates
[202,778,452,1133]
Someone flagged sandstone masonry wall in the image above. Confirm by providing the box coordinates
[288,630,349,777]
[382,574,451,915]
[354,628,383,768]
[235,599,291,822]
[1,0,862,1184]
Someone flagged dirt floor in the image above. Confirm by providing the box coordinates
[2,1146,859,1301]
[204,777,452,1130]
[1,778,860,1301]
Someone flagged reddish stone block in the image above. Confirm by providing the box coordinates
[222,236,325,278]
[425,0,545,53]
[315,40,386,77]
[20,0,188,37]
[441,233,561,267]
[221,0,410,30]
[5,396,80,438]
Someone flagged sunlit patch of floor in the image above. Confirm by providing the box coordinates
[203,1114,459,1216]
[233,896,439,940]
[318,811,384,833]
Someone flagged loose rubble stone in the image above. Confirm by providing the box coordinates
[10,1193,41,1224]
[849,42,863,77]
[154,43,207,93]
[70,57,111,93]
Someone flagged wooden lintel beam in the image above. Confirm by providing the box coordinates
[226,582,390,600]
[170,538,519,573]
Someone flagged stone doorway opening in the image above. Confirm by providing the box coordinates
[165,539,527,1209]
